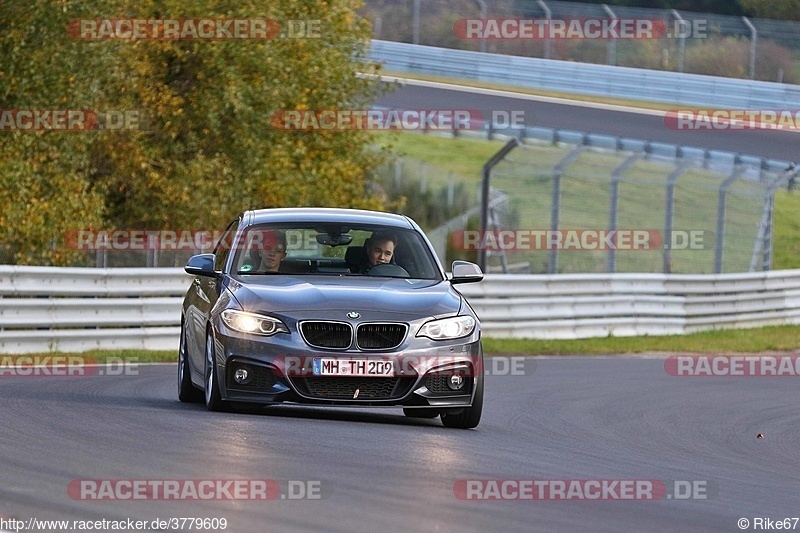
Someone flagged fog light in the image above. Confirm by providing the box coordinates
[447,374,465,390]
[234,367,250,384]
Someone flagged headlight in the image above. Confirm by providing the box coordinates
[221,310,289,336]
[416,316,475,340]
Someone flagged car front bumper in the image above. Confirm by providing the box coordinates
[213,328,483,409]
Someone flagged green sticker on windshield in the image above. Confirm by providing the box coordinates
[240,264,252,272]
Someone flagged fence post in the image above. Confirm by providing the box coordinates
[447,171,455,207]
[602,5,618,66]
[412,0,421,45]
[549,146,587,274]
[759,170,796,270]
[537,0,552,59]
[715,166,747,273]
[671,10,686,73]
[479,138,520,271]
[475,0,487,53]
[663,163,691,273]
[607,153,644,273]
[743,17,757,80]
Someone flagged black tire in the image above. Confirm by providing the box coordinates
[178,322,203,403]
[441,373,483,429]
[204,328,227,412]
[403,408,440,419]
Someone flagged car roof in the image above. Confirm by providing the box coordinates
[245,208,415,229]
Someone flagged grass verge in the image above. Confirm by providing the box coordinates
[8,325,800,360]
[483,325,800,355]
[373,131,800,270]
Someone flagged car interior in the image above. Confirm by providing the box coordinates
[234,225,440,280]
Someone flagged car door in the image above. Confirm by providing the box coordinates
[188,218,239,379]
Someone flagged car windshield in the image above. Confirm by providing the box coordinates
[230,223,442,281]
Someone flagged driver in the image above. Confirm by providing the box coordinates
[365,231,396,269]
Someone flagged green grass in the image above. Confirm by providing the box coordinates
[11,325,800,359]
[7,350,177,364]
[375,131,507,180]
[483,325,800,355]
[374,131,791,272]
[772,189,800,270]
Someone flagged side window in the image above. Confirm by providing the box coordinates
[214,219,239,272]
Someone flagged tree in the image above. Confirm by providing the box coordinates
[739,0,800,20]
[0,0,387,265]
[0,2,115,264]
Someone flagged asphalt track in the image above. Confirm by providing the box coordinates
[376,82,800,162]
[1,358,797,532]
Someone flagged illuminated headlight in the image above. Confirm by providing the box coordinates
[416,316,475,340]
[221,310,288,336]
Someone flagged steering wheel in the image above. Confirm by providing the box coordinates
[366,263,410,278]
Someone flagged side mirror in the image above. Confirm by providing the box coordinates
[450,260,483,284]
[185,253,219,278]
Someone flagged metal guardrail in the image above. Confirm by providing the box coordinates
[365,0,800,81]
[458,270,800,338]
[370,40,800,109]
[0,267,189,354]
[2,267,800,352]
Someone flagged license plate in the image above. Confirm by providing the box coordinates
[312,358,394,377]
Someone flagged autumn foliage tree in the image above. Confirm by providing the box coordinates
[1,0,386,265]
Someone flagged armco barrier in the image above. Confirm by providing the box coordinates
[370,40,800,109]
[0,266,189,354]
[2,266,800,353]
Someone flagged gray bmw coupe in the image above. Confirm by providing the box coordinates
[179,208,485,428]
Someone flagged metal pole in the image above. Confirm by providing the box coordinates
[602,4,617,66]
[607,153,644,273]
[549,146,587,274]
[537,0,552,59]
[447,172,455,207]
[743,17,757,80]
[764,195,776,270]
[475,0,487,53]
[714,166,747,274]
[671,9,685,73]
[663,163,691,274]
[412,0,421,45]
[479,138,520,271]
[757,170,796,270]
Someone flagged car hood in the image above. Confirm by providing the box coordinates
[228,276,462,320]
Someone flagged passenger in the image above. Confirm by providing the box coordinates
[255,229,287,272]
